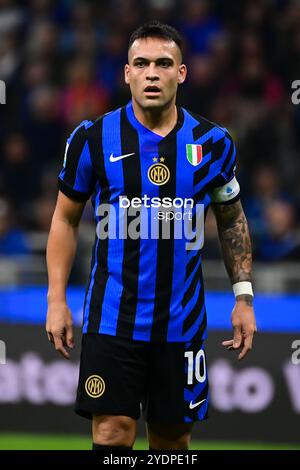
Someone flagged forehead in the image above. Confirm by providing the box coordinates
[128,37,181,62]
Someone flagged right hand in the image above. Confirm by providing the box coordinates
[46,301,74,359]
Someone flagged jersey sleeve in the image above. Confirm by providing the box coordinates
[58,120,95,202]
[210,130,240,205]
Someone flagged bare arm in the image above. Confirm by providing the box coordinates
[46,191,86,359]
[212,200,257,360]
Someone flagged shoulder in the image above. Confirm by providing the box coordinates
[182,107,233,141]
[71,107,123,138]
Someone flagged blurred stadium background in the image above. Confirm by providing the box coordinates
[0,0,300,450]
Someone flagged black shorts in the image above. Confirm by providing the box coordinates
[75,333,209,424]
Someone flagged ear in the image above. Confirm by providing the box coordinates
[178,64,187,85]
[124,64,130,85]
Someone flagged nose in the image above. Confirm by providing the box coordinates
[146,63,159,81]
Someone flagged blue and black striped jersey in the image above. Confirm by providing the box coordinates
[58,101,239,342]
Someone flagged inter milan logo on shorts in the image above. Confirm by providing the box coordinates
[148,162,170,186]
[85,375,105,398]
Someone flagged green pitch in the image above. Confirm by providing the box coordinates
[0,434,299,450]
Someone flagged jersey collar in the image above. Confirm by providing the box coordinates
[125,100,184,141]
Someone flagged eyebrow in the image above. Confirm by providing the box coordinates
[132,57,174,63]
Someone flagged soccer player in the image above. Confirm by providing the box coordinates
[46,21,257,450]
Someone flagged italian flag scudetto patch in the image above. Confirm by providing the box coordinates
[186,144,203,166]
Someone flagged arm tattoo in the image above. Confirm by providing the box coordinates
[212,200,253,305]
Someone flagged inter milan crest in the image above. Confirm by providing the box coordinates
[85,375,106,398]
[148,157,170,186]
[186,144,202,166]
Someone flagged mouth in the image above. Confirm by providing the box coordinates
[144,85,161,97]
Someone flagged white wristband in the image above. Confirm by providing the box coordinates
[232,281,254,298]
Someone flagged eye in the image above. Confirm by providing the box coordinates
[159,60,172,68]
[135,61,145,68]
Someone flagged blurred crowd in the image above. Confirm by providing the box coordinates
[1,0,300,268]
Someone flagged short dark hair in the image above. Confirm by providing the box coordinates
[128,20,183,57]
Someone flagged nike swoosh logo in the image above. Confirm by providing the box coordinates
[109,152,135,162]
[189,398,206,410]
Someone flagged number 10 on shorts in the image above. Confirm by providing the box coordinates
[185,349,206,385]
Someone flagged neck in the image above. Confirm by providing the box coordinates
[132,98,178,137]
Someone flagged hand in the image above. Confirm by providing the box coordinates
[46,301,74,359]
[222,298,257,360]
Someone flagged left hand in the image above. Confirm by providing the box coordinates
[222,299,257,360]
